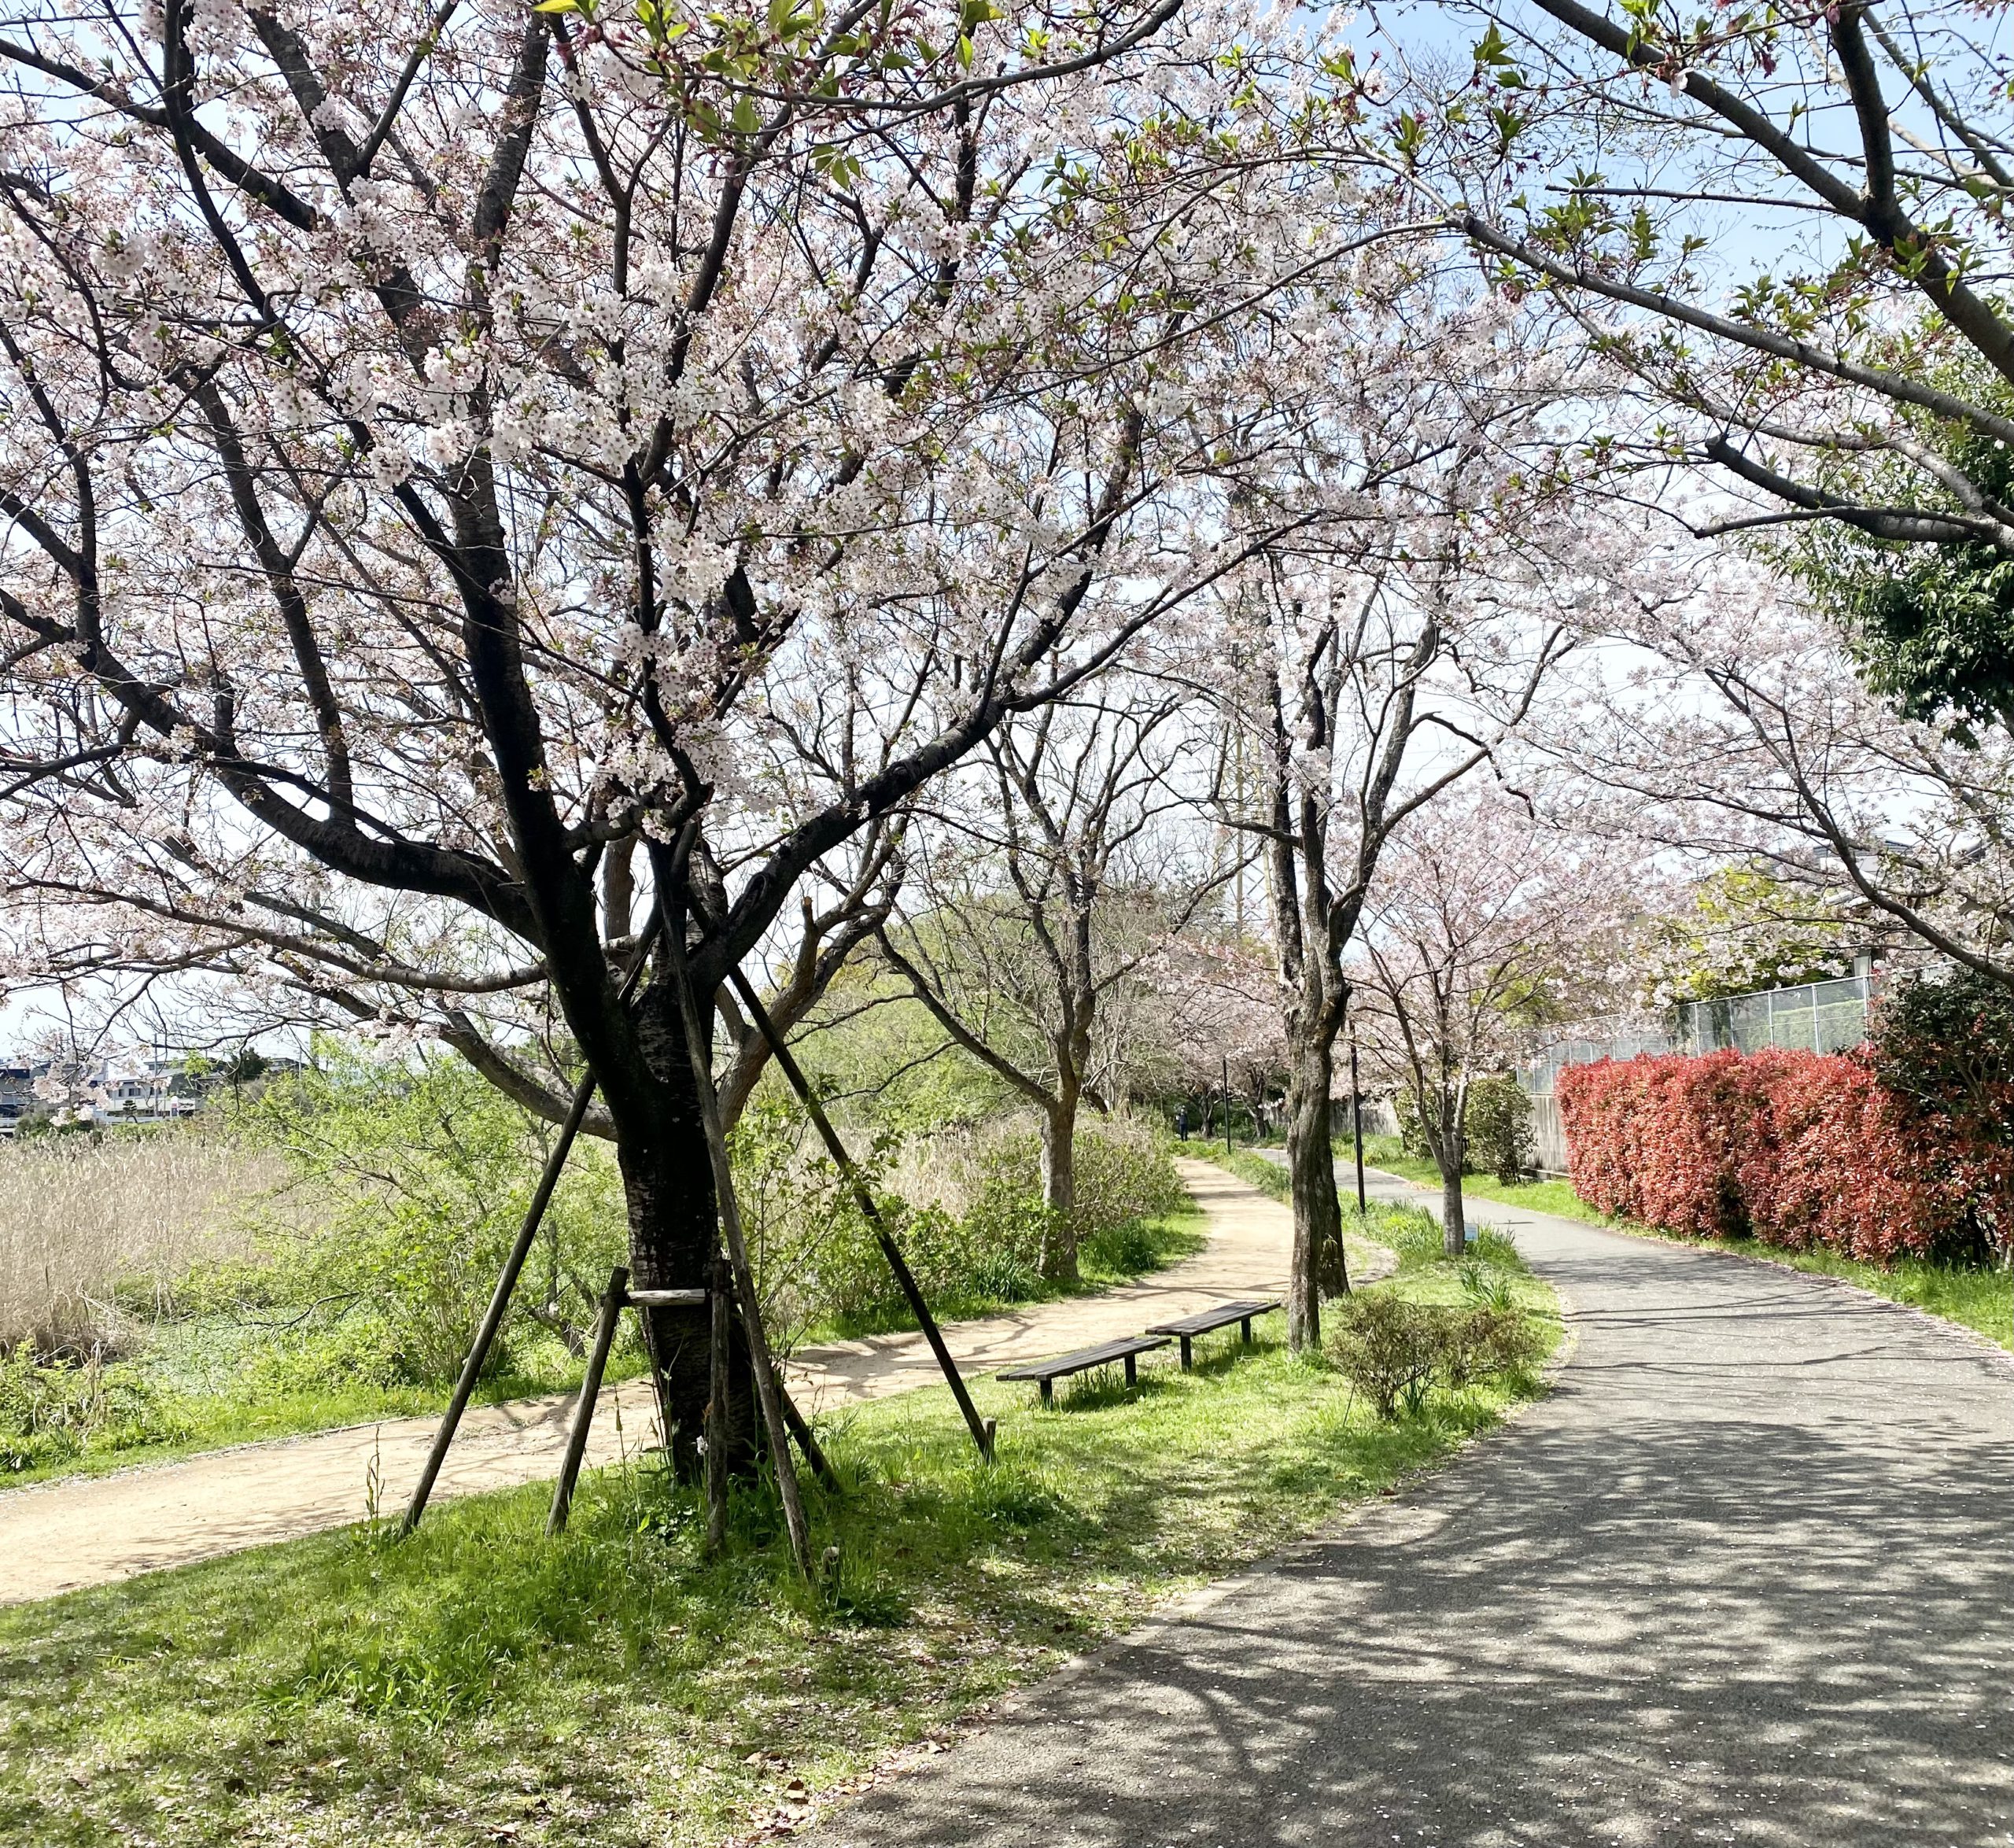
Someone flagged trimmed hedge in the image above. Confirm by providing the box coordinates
[1555,1048,1998,1264]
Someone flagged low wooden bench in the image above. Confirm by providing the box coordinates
[1145,1298,1282,1370]
[998,1334,1169,1407]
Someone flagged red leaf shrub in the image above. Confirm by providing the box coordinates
[1556,1049,1982,1264]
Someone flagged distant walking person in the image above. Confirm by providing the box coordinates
[1175,1105,1189,1142]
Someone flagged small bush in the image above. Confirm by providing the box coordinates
[1328,1290,1543,1418]
[1465,1076,1536,1183]
[744,1108,1189,1337]
[1441,1304,1547,1388]
[1329,1294,1445,1418]
[1395,1075,1535,1182]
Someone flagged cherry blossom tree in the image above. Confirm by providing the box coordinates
[1190,278,1590,1347]
[1352,784,1636,1254]
[876,681,1226,1280]
[1156,928,1286,1134]
[0,0,1393,1461]
[1410,1,2014,731]
[1543,553,2014,992]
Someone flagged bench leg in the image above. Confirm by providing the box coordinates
[1124,1353,1138,1389]
[1179,1335,1193,1370]
[1040,1378,1053,1409]
[1240,1316,1253,1345]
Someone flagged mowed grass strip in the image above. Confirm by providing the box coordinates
[0,1265,1555,1848]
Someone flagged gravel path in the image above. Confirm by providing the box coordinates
[0,1157,1299,1605]
[814,1169,2014,1848]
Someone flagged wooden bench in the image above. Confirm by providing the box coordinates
[998,1334,1169,1407]
[1145,1298,1282,1370]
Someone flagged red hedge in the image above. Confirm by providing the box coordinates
[1555,1049,1982,1263]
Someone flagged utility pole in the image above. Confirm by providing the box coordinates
[1350,1040,1367,1213]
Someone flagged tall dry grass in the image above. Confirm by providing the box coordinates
[0,1134,286,1356]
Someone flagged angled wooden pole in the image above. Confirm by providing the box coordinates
[777,1380,840,1490]
[729,968,995,1463]
[546,1264,628,1536]
[705,1255,730,1551]
[1352,1040,1367,1215]
[400,1066,599,1536]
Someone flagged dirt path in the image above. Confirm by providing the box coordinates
[0,1158,1305,1605]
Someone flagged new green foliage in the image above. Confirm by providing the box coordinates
[225,1044,629,1390]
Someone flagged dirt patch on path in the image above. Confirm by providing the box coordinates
[0,1157,1317,1605]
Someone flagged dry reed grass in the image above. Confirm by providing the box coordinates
[0,1134,286,1356]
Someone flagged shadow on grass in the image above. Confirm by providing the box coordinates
[0,1300,1544,1848]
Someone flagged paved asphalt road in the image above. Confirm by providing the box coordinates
[815,1174,2014,1848]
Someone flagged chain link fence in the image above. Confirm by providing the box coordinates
[1518,975,1879,1173]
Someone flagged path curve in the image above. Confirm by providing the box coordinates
[813,1168,2014,1848]
[0,1158,1300,1605]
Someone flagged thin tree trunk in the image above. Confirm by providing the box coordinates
[1441,1166,1468,1257]
[1038,1094,1080,1283]
[1434,1090,1468,1258]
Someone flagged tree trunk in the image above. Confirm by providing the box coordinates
[1433,1094,1468,1258]
[1038,1094,1080,1283]
[611,985,756,1478]
[1441,1166,1468,1258]
[1284,1036,1348,1350]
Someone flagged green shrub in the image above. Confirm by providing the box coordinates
[1396,1075,1535,1181]
[1327,1294,1446,1418]
[1440,1303,1547,1389]
[1465,1075,1536,1183]
[745,1108,1187,1337]
[230,1046,629,1388]
[1327,1291,1543,1418]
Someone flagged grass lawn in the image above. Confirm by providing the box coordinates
[3,1208,1209,1494]
[0,1253,1557,1848]
[1351,1134,2013,1353]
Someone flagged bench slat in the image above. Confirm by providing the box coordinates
[1145,1298,1282,1339]
[996,1334,1167,1382]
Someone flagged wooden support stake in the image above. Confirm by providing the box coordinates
[778,1381,839,1491]
[729,968,996,1464]
[705,1255,729,1553]
[547,1264,628,1537]
[400,1065,599,1536]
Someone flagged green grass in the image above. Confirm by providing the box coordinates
[1352,1134,2013,1353]
[0,1264,1558,1848]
